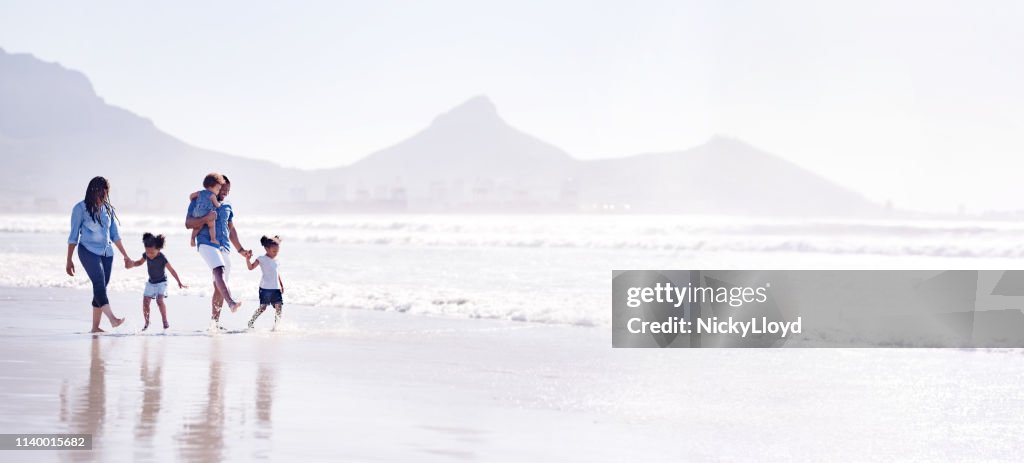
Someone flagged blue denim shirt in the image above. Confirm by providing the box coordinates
[68,200,121,256]
[188,199,234,251]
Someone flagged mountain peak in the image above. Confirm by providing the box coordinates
[704,134,750,149]
[431,95,501,128]
[450,95,497,114]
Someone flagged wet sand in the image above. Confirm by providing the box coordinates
[1,286,1024,462]
[0,287,679,462]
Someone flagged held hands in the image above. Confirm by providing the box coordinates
[123,256,134,269]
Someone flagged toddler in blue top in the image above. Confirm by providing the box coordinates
[189,173,226,247]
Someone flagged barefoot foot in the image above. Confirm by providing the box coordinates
[229,301,242,313]
[111,317,125,328]
[90,327,105,333]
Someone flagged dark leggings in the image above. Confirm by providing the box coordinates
[78,246,113,308]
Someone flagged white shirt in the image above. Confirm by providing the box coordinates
[256,255,280,289]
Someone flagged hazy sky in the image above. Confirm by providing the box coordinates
[1,1,1022,212]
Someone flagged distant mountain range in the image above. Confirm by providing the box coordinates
[0,47,883,216]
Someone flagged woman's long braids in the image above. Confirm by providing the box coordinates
[83,176,119,225]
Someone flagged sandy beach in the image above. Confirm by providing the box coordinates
[2,285,1024,462]
[0,286,684,462]
[4,2,1024,459]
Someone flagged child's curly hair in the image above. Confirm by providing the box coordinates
[142,232,166,249]
[203,172,226,188]
[260,235,282,248]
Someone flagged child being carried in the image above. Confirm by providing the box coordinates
[189,172,226,247]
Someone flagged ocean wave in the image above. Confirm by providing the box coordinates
[7,213,1024,235]
[0,252,607,327]
[6,214,1024,328]
[8,214,1024,259]
[284,232,1024,259]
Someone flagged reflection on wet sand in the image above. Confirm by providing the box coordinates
[253,363,276,459]
[135,338,164,460]
[175,339,279,461]
[176,339,225,462]
[52,336,279,462]
[60,337,107,462]
[256,364,274,425]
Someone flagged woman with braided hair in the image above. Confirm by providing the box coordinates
[66,176,135,333]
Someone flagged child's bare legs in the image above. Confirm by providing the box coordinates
[207,216,219,245]
[156,296,169,329]
[248,304,268,329]
[142,296,152,330]
[191,209,218,246]
[248,303,282,329]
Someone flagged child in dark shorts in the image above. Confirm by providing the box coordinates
[245,235,284,330]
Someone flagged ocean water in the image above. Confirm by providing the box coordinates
[4,214,1024,461]
[2,213,1023,326]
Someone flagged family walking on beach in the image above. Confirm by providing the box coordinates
[65,174,286,333]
